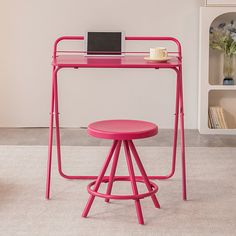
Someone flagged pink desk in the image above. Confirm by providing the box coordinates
[46,36,187,200]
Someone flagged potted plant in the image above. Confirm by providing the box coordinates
[210,20,236,85]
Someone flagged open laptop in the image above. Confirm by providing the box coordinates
[85,31,125,56]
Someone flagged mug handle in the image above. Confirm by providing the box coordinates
[163,50,168,58]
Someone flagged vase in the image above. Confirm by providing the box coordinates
[223,53,235,85]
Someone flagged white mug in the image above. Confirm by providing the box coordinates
[150,47,168,59]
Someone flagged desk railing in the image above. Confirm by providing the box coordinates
[52,36,182,64]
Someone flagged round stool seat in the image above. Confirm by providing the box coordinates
[88,119,158,140]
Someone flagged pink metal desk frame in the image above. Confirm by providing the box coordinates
[46,36,187,201]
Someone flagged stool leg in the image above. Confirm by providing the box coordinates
[123,140,144,225]
[105,141,122,203]
[128,140,160,208]
[82,140,118,218]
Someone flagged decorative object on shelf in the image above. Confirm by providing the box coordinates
[223,53,235,85]
[210,20,236,85]
[208,106,228,129]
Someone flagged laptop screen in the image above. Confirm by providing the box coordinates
[87,32,122,55]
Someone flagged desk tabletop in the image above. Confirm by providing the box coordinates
[53,55,181,69]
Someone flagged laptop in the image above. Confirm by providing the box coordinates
[85,31,125,56]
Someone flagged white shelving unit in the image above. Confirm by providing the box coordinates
[199,6,236,134]
[205,0,236,6]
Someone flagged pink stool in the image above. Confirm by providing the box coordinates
[82,120,160,225]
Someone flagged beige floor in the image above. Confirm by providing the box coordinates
[0,128,236,147]
[0,145,236,236]
[0,128,236,235]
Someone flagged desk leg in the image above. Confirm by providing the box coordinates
[52,68,96,180]
[166,68,180,178]
[54,68,68,179]
[179,66,187,200]
[164,68,180,179]
[46,67,56,199]
[46,67,186,201]
[148,67,186,200]
[171,68,180,178]
[147,68,179,180]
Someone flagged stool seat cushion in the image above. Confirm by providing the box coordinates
[88,120,158,140]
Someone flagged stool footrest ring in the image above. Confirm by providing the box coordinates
[87,177,158,200]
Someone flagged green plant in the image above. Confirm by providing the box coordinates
[210,20,236,56]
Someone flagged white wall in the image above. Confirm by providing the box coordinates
[0,0,201,128]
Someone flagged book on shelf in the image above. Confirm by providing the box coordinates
[208,106,228,129]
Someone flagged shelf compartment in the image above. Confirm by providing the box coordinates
[208,90,236,129]
[208,12,236,85]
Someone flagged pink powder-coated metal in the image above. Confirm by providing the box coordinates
[46,36,187,202]
[54,54,180,68]
[82,140,118,218]
[104,141,121,203]
[87,178,158,200]
[82,122,160,224]
[88,119,158,140]
[128,140,160,209]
